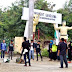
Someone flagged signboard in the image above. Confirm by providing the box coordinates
[21,7,62,24]
[14,37,23,53]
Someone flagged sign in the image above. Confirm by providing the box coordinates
[14,37,23,53]
[21,7,62,24]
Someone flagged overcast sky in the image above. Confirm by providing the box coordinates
[46,0,70,10]
[0,0,19,10]
[0,0,70,10]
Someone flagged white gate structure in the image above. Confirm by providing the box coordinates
[21,7,62,45]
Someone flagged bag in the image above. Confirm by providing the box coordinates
[4,59,10,63]
[23,49,28,54]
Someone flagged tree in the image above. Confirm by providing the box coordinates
[57,0,72,39]
[0,0,26,39]
[34,0,55,39]
[0,0,56,40]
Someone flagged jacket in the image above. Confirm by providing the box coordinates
[1,43,6,51]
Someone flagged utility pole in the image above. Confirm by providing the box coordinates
[29,0,34,39]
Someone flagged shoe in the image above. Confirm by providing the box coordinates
[68,61,71,63]
[65,65,68,68]
[36,60,38,61]
[41,59,43,61]
[59,67,63,68]
[29,65,31,66]
[49,59,52,61]
[65,66,68,68]
[24,65,27,66]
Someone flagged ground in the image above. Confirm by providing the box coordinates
[0,55,72,72]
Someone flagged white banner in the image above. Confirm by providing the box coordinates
[21,7,62,24]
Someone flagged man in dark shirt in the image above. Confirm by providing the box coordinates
[35,41,43,61]
[57,40,62,60]
[8,40,14,60]
[58,38,68,68]
[22,37,31,66]
[68,41,72,63]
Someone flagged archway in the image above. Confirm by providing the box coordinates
[21,7,62,45]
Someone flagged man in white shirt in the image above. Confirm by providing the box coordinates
[29,40,35,60]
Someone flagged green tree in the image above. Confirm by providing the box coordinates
[35,0,55,39]
[57,0,72,39]
[0,0,26,39]
[0,0,56,40]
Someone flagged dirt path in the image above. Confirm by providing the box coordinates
[0,56,72,72]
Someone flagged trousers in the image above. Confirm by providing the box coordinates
[60,55,68,67]
[29,50,34,59]
[24,52,31,65]
[1,50,5,58]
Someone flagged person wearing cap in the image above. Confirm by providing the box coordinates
[8,40,14,60]
[35,41,43,61]
[29,40,35,60]
[58,38,68,68]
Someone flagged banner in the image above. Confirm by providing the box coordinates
[21,7,62,24]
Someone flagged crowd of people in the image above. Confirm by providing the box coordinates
[0,37,72,68]
[20,37,43,66]
[1,40,14,60]
[0,37,43,66]
[49,38,72,68]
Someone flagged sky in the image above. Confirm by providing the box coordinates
[46,0,70,10]
[0,0,19,10]
[0,0,70,10]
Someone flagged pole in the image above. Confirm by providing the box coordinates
[29,0,34,40]
[55,24,59,45]
[33,32,35,40]
[38,29,40,40]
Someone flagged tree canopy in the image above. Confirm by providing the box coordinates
[0,0,56,40]
[0,0,72,40]
[57,0,72,39]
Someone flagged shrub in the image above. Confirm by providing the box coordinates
[41,48,49,57]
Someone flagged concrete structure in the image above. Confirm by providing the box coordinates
[14,37,23,53]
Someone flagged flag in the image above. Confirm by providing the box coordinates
[54,31,57,39]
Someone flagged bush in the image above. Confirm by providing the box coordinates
[41,48,49,57]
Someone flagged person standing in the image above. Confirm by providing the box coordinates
[36,41,43,61]
[29,40,35,60]
[8,40,14,60]
[1,40,6,59]
[68,41,72,63]
[22,37,31,66]
[58,38,68,68]
[48,40,53,61]
[52,43,57,61]
[20,39,25,59]
[57,40,62,61]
